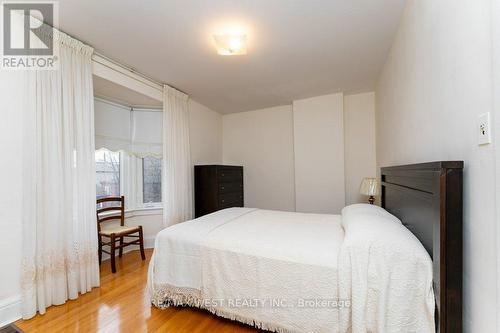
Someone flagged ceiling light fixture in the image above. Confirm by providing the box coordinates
[213,33,247,56]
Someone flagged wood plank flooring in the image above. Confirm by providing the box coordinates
[16,249,261,333]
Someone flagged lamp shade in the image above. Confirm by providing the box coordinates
[360,178,379,196]
[213,34,247,55]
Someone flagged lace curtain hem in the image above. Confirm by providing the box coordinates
[21,244,99,290]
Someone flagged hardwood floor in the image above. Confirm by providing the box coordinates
[16,249,261,333]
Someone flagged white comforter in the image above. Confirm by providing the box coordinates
[148,205,435,333]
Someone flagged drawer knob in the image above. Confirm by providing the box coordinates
[221,173,225,177]
[222,200,225,203]
[221,186,225,190]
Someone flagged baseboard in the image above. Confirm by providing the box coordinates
[144,236,155,248]
[0,295,21,328]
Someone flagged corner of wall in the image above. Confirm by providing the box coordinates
[343,92,377,205]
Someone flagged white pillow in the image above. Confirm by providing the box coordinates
[341,203,401,230]
[338,204,435,333]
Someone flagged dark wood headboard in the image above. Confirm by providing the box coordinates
[381,161,463,333]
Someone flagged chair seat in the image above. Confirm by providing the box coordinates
[99,225,141,236]
[97,196,146,273]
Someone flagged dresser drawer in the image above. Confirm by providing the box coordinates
[195,165,243,218]
[218,182,243,194]
[219,192,243,208]
[217,167,243,183]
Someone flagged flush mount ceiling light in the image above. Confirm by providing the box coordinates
[213,33,247,56]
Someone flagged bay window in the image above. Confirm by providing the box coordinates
[94,98,163,211]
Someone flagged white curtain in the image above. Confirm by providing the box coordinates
[21,28,100,318]
[162,85,193,226]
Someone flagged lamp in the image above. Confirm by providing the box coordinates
[360,178,379,204]
[213,33,247,55]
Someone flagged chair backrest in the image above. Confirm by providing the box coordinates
[96,196,125,231]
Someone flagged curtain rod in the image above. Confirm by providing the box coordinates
[92,52,189,96]
[25,14,187,97]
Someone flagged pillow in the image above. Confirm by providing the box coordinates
[338,203,435,333]
[341,203,401,230]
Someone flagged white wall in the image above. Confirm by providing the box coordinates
[293,93,345,214]
[222,92,354,214]
[0,72,23,326]
[344,92,376,205]
[375,1,497,331]
[189,100,223,165]
[223,105,296,211]
[491,1,500,324]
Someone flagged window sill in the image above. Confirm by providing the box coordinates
[125,207,162,217]
[99,206,162,218]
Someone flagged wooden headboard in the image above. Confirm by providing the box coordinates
[381,161,463,333]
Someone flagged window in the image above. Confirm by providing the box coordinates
[94,149,161,210]
[142,156,162,205]
[95,150,120,199]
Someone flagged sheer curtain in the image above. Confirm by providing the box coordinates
[21,28,100,318]
[162,85,193,226]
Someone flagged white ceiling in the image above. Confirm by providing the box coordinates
[59,0,406,113]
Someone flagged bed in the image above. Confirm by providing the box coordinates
[148,162,463,333]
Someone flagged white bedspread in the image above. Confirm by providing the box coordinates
[338,204,435,333]
[148,207,256,291]
[148,205,435,333]
[202,209,344,333]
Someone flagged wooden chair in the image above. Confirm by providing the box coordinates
[96,196,145,273]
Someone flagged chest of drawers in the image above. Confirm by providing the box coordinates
[194,165,244,218]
